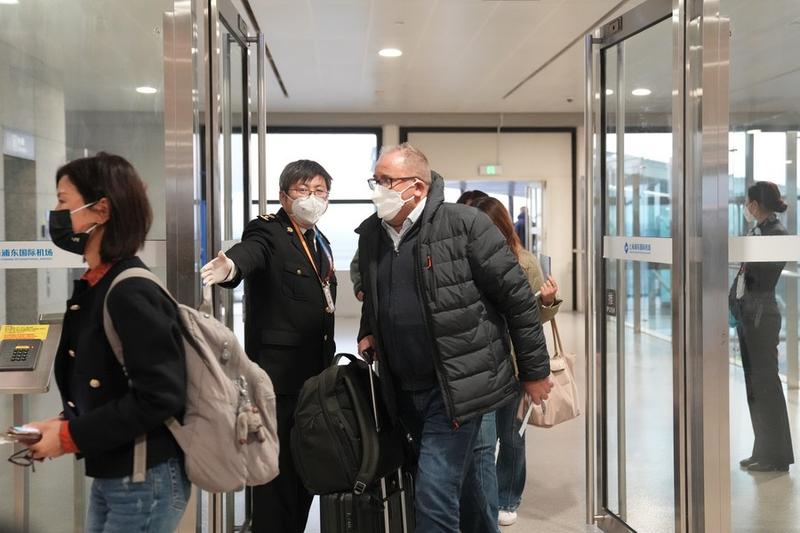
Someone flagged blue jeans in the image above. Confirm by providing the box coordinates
[397,387,497,533]
[460,410,499,532]
[495,392,526,512]
[87,458,191,533]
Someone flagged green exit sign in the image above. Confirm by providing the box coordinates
[479,164,503,176]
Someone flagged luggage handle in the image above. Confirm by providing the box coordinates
[361,350,381,432]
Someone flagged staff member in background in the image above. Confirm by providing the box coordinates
[23,153,189,532]
[201,160,337,533]
[730,180,794,473]
[357,144,552,533]
[471,196,561,526]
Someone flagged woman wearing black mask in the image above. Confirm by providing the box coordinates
[730,180,794,472]
[20,153,190,531]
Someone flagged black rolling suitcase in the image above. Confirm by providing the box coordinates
[320,357,414,533]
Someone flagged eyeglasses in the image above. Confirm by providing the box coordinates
[367,176,419,191]
[287,188,329,200]
[8,448,36,472]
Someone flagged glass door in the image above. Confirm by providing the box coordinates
[587,0,680,531]
[203,0,266,531]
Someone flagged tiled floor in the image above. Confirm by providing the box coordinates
[9,309,800,532]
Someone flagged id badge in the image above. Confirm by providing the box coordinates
[736,273,745,299]
[322,282,335,314]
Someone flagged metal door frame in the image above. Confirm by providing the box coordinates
[584,0,685,531]
[585,0,731,531]
[163,0,268,530]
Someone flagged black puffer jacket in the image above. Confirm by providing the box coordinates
[357,172,550,425]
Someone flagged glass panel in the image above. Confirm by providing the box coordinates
[601,15,674,532]
[725,0,800,530]
[260,131,379,270]
[265,132,378,201]
[0,0,172,528]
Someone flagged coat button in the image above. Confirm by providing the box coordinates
[323,334,328,341]
[69,304,80,311]
[89,379,101,389]
[67,401,76,408]
[68,350,76,358]
[296,269,302,275]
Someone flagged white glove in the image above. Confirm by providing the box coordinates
[201,251,236,286]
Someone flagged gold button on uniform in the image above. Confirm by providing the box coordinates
[69,304,80,311]
[68,350,76,358]
[89,379,101,389]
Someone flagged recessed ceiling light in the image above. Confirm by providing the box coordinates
[605,89,614,96]
[136,86,158,94]
[746,128,761,134]
[631,88,651,96]
[0,0,20,4]
[378,48,402,58]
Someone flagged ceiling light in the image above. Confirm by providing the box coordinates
[746,128,761,134]
[0,0,20,4]
[605,89,614,96]
[378,48,402,58]
[136,86,158,94]
[631,88,651,96]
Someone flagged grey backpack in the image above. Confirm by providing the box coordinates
[103,268,280,492]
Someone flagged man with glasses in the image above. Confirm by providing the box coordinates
[356,143,552,533]
[201,159,336,533]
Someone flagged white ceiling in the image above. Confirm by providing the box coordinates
[253,0,637,113]
[1,0,799,121]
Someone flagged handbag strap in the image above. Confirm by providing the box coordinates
[550,318,565,358]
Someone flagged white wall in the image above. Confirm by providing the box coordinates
[407,130,575,309]
[268,113,584,311]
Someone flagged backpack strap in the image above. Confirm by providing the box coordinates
[341,369,381,495]
[102,267,173,483]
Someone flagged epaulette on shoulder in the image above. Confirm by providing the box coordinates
[258,213,277,222]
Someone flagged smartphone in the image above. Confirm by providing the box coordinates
[539,254,552,279]
[6,426,42,445]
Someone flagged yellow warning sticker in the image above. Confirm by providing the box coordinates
[0,325,49,341]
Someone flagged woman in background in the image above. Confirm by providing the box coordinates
[458,196,560,527]
[730,180,793,473]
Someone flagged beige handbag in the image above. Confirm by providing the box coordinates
[520,319,580,429]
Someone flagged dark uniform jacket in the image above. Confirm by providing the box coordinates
[729,215,787,326]
[54,257,186,479]
[356,172,550,425]
[221,208,336,395]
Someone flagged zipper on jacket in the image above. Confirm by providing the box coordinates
[413,240,460,428]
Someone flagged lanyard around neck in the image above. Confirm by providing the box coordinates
[288,217,333,283]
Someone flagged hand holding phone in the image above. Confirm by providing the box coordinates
[6,426,42,445]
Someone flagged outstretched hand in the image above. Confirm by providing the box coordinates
[201,251,235,286]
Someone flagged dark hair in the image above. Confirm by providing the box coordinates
[456,190,489,206]
[279,160,332,192]
[472,196,521,259]
[748,181,787,214]
[55,152,152,263]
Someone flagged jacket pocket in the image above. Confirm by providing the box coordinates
[282,262,313,301]
[261,329,304,346]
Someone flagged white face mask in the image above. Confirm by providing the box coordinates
[291,194,328,226]
[744,203,755,223]
[371,181,418,221]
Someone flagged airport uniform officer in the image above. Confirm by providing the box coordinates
[201,160,336,533]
